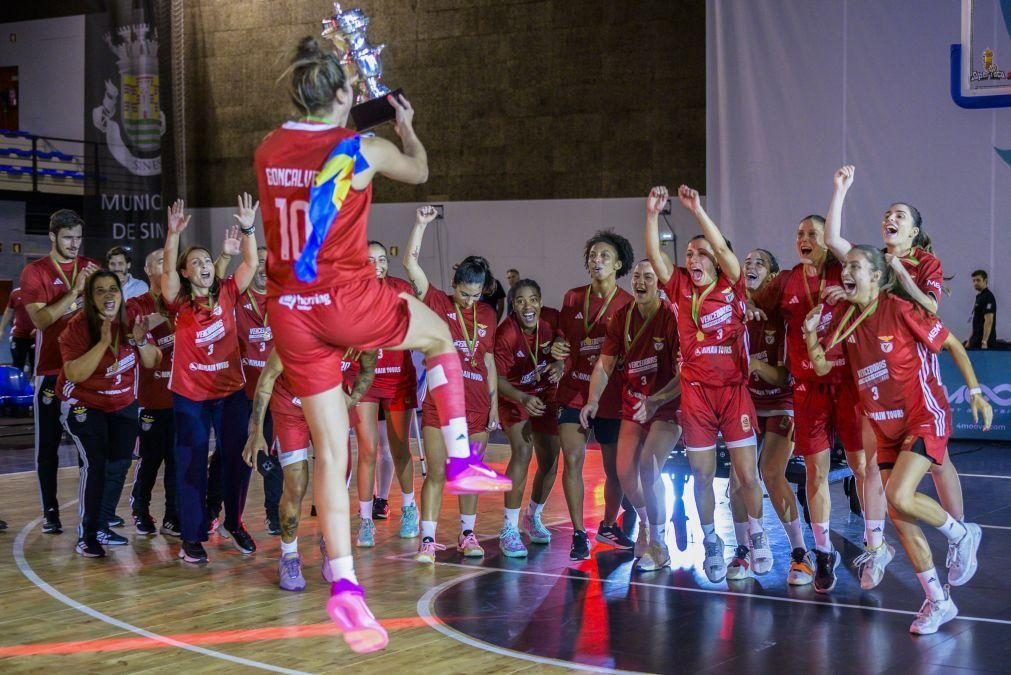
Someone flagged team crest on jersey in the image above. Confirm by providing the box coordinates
[740,414,752,433]
[477,323,488,338]
[73,405,88,423]
[653,337,665,351]
[722,288,735,303]
[878,336,894,353]
[140,413,154,432]
[764,329,776,345]
[540,341,552,354]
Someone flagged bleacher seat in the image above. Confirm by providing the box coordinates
[0,365,33,415]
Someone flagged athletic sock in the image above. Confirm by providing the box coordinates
[280,538,298,555]
[634,505,649,526]
[528,500,545,518]
[783,518,806,551]
[733,521,749,548]
[747,515,763,537]
[865,519,885,549]
[503,508,520,529]
[402,491,416,509]
[813,521,832,553]
[359,501,372,521]
[421,520,437,541]
[425,352,471,459]
[916,567,946,602]
[651,523,665,542]
[937,514,967,544]
[702,522,716,541]
[460,513,477,534]
[329,554,358,585]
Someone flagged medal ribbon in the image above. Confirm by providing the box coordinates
[804,266,826,308]
[827,298,879,351]
[583,285,618,338]
[50,255,78,292]
[522,317,541,381]
[246,289,268,326]
[691,279,718,340]
[455,302,479,367]
[625,302,659,354]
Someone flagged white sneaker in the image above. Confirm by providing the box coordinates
[636,541,671,571]
[854,541,895,590]
[909,586,958,635]
[946,523,981,587]
[703,534,727,583]
[634,526,649,558]
[726,545,752,580]
[787,547,814,586]
[749,531,773,575]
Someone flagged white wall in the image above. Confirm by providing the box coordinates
[189,197,701,308]
[0,15,85,142]
[707,0,1011,342]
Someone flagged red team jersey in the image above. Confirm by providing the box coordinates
[7,288,34,339]
[56,313,138,412]
[828,293,951,451]
[495,314,558,406]
[254,121,373,296]
[747,314,793,413]
[127,293,175,410]
[19,255,101,376]
[236,287,273,399]
[601,301,680,423]
[167,277,245,402]
[367,276,418,398]
[555,285,633,417]
[663,268,750,385]
[901,247,943,303]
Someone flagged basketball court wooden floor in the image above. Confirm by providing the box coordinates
[0,440,1009,673]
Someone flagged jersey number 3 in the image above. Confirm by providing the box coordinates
[276,198,311,262]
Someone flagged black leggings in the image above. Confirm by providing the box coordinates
[131,407,177,520]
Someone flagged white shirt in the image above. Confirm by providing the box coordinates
[121,274,149,299]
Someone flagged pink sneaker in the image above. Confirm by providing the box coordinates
[326,579,389,653]
[445,444,512,495]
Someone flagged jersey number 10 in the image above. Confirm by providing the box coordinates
[276,198,311,262]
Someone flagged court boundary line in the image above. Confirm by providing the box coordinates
[12,509,310,674]
[416,569,647,675]
[959,473,1011,480]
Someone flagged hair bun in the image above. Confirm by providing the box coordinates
[294,36,324,63]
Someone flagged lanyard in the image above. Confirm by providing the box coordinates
[191,291,216,314]
[455,302,479,367]
[804,266,826,308]
[691,279,718,341]
[625,301,659,353]
[50,255,78,290]
[246,289,268,326]
[521,317,541,382]
[827,298,879,351]
[583,285,618,344]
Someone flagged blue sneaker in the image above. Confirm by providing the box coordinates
[522,510,551,544]
[399,504,420,539]
[356,518,376,548]
[279,552,306,592]
[499,524,528,558]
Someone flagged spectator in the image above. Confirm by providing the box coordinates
[480,273,507,321]
[505,268,520,289]
[106,246,149,299]
[967,269,997,349]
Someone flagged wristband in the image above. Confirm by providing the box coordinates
[240,226,255,236]
[968,387,983,397]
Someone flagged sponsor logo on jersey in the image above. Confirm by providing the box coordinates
[195,319,225,345]
[868,409,904,421]
[248,326,272,342]
[695,345,733,356]
[878,335,894,353]
[189,361,230,372]
[740,414,752,432]
[788,295,799,304]
[278,292,333,311]
[574,312,583,319]
[928,322,943,341]
[857,359,889,388]
[626,355,658,374]
[700,304,733,329]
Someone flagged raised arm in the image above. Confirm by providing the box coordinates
[231,193,260,293]
[131,315,161,369]
[243,350,284,467]
[214,221,241,280]
[402,205,438,299]
[25,263,99,331]
[943,333,993,429]
[677,185,740,283]
[357,94,428,186]
[161,199,190,304]
[645,186,673,284]
[824,165,855,260]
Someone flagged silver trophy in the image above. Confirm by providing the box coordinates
[321,2,402,130]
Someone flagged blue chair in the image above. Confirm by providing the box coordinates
[0,365,34,415]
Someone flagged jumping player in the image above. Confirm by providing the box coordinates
[645,185,771,583]
[804,245,989,634]
[581,259,682,572]
[403,207,502,562]
[552,230,636,560]
[254,37,508,653]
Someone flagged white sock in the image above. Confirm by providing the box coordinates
[813,521,832,553]
[651,523,665,542]
[328,554,358,584]
[421,520,437,541]
[634,505,649,525]
[528,500,545,518]
[733,521,749,548]
[864,519,885,549]
[359,501,373,521]
[503,508,520,529]
[442,418,471,459]
[702,522,716,541]
[747,515,763,536]
[280,538,298,555]
[936,514,967,544]
[460,513,477,533]
[916,567,946,602]
[402,492,416,509]
[783,518,806,551]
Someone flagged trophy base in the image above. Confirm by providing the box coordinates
[350,89,404,131]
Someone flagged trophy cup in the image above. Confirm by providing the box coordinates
[321,2,403,130]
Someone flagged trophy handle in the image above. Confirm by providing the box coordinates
[350,87,404,131]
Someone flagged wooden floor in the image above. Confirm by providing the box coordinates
[1,440,1009,673]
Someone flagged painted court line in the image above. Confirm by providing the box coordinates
[960,473,1011,480]
[12,509,309,674]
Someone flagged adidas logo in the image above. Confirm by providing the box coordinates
[872,527,883,532]
[788,296,799,304]
[455,434,467,441]
[574,312,583,319]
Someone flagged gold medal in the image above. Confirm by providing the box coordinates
[691,279,717,343]
[582,336,593,347]
[696,330,705,342]
[455,302,480,370]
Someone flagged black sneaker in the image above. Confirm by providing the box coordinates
[160,518,181,537]
[265,515,281,536]
[0,518,7,530]
[96,528,129,546]
[221,523,256,555]
[178,540,208,564]
[134,513,157,536]
[813,548,841,594]
[42,510,62,534]
[108,514,126,528]
[372,497,390,520]
[570,530,591,560]
[76,537,106,558]
[594,521,634,550]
